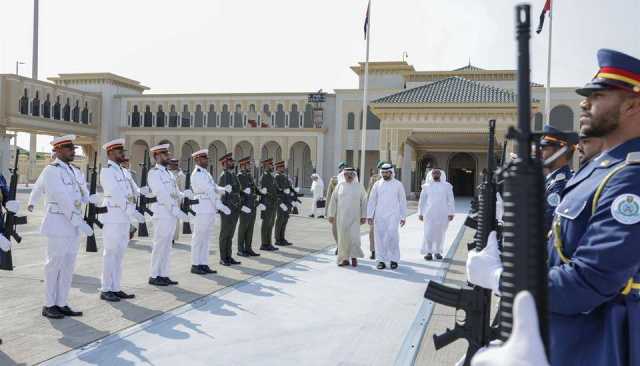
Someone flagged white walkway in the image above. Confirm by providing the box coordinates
[44,209,467,366]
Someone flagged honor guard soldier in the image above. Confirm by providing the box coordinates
[218,153,242,266]
[237,157,263,257]
[274,160,293,246]
[99,138,145,302]
[189,149,230,274]
[366,160,385,259]
[39,135,96,318]
[147,144,191,286]
[258,158,279,251]
[539,125,579,233]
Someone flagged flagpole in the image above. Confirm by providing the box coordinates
[360,1,371,180]
[544,2,553,122]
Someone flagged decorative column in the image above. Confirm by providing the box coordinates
[28,133,37,183]
[0,129,14,177]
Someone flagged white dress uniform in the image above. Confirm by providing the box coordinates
[39,137,93,309]
[99,147,139,294]
[147,147,186,280]
[190,150,225,267]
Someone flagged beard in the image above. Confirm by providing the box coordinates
[581,107,620,138]
[382,174,391,181]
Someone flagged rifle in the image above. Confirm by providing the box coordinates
[498,4,549,355]
[136,151,156,237]
[84,152,108,252]
[0,150,28,270]
[181,159,198,234]
[424,119,499,365]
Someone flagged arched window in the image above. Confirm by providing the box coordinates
[19,89,28,115]
[448,153,476,196]
[550,105,574,131]
[63,98,71,121]
[53,96,61,120]
[31,91,40,117]
[131,105,140,127]
[249,104,256,112]
[72,100,80,122]
[347,112,355,130]
[288,104,300,128]
[43,94,51,118]
[168,105,178,127]
[275,104,285,128]
[194,104,204,127]
[142,105,153,127]
[156,106,166,127]
[534,112,543,131]
[262,104,271,128]
[207,104,217,127]
[220,104,230,128]
[303,103,313,128]
[181,105,191,127]
[234,104,243,128]
[366,106,380,130]
[81,102,89,124]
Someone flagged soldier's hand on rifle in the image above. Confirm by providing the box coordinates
[183,189,194,200]
[128,211,145,224]
[279,203,288,212]
[257,203,266,211]
[0,234,11,252]
[243,188,251,194]
[284,188,290,194]
[5,200,20,214]
[139,186,151,197]
[71,216,94,237]
[241,206,252,214]
[216,202,231,215]
[418,215,424,222]
[466,230,503,293]
[88,194,99,205]
[470,291,549,366]
[260,188,267,194]
[171,206,188,221]
[224,185,232,193]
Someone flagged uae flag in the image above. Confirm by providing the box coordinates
[536,0,551,34]
[363,0,370,40]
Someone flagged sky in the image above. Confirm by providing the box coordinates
[1,0,639,151]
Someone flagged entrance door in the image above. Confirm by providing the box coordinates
[448,153,476,196]
[416,155,437,192]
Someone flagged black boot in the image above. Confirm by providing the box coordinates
[42,306,64,319]
[100,291,121,302]
[191,265,207,275]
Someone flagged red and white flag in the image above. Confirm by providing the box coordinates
[536,0,551,34]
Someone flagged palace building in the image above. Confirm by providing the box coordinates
[0,61,582,197]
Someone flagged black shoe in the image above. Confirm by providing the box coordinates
[309,214,315,218]
[160,277,178,285]
[57,305,83,317]
[318,215,325,219]
[42,306,64,319]
[100,291,121,302]
[219,260,231,266]
[201,265,217,274]
[148,277,169,286]
[284,241,293,246]
[247,249,261,257]
[425,253,433,261]
[191,265,207,275]
[377,262,386,270]
[435,253,443,260]
[370,251,376,260]
[274,241,289,246]
[228,258,241,265]
[237,251,250,257]
[260,245,279,251]
[390,261,398,270]
[114,291,135,299]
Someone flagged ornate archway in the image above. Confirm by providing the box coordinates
[448,152,476,196]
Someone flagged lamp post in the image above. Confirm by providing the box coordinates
[15,61,26,76]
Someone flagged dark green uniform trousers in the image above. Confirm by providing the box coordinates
[219,210,239,261]
[274,208,289,244]
[261,208,276,245]
[237,211,257,253]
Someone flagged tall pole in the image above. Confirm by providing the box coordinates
[359,1,371,179]
[544,2,552,122]
[32,0,39,80]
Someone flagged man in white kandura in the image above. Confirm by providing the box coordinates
[189,149,231,275]
[98,138,146,302]
[309,173,325,218]
[146,144,192,286]
[38,135,96,319]
[418,168,455,261]
[327,167,367,267]
[366,163,407,270]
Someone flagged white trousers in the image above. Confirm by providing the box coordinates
[150,217,177,278]
[311,198,324,217]
[373,216,401,263]
[44,235,80,307]
[101,222,130,292]
[191,213,215,265]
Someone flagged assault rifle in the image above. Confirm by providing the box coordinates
[181,159,198,234]
[85,152,108,252]
[423,119,499,365]
[136,151,156,237]
[498,4,549,355]
[0,150,28,270]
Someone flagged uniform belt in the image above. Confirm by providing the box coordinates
[621,279,640,295]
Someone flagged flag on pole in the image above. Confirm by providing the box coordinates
[364,0,371,40]
[536,0,551,34]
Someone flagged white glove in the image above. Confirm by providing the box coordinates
[216,202,231,215]
[171,206,188,221]
[260,188,267,194]
[241,206,252,214]
[257,203,266,211]
[471,291,549,366]
[128,211,145,224]
[139,186,151,197]
[89,194,99,205]
[284,188,290,194]
[279,203,288,211]
[243,188,251,194]
[224,185,232,193]
[294,187,300,193]
[0,234,11,252]
[466,231,503,294]
[496,192,504,223]
[5,200,20,214]
[71,216,94,236]
[183,189,194,200]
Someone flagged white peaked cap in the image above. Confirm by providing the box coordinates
[191,149,209,158]
[50,134,76,147]
[150,144,170,153]
[102,138,125,151]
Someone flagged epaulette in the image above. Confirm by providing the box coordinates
[49,162,60,167]
[626,151,640,165]
[555,173,566,182]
